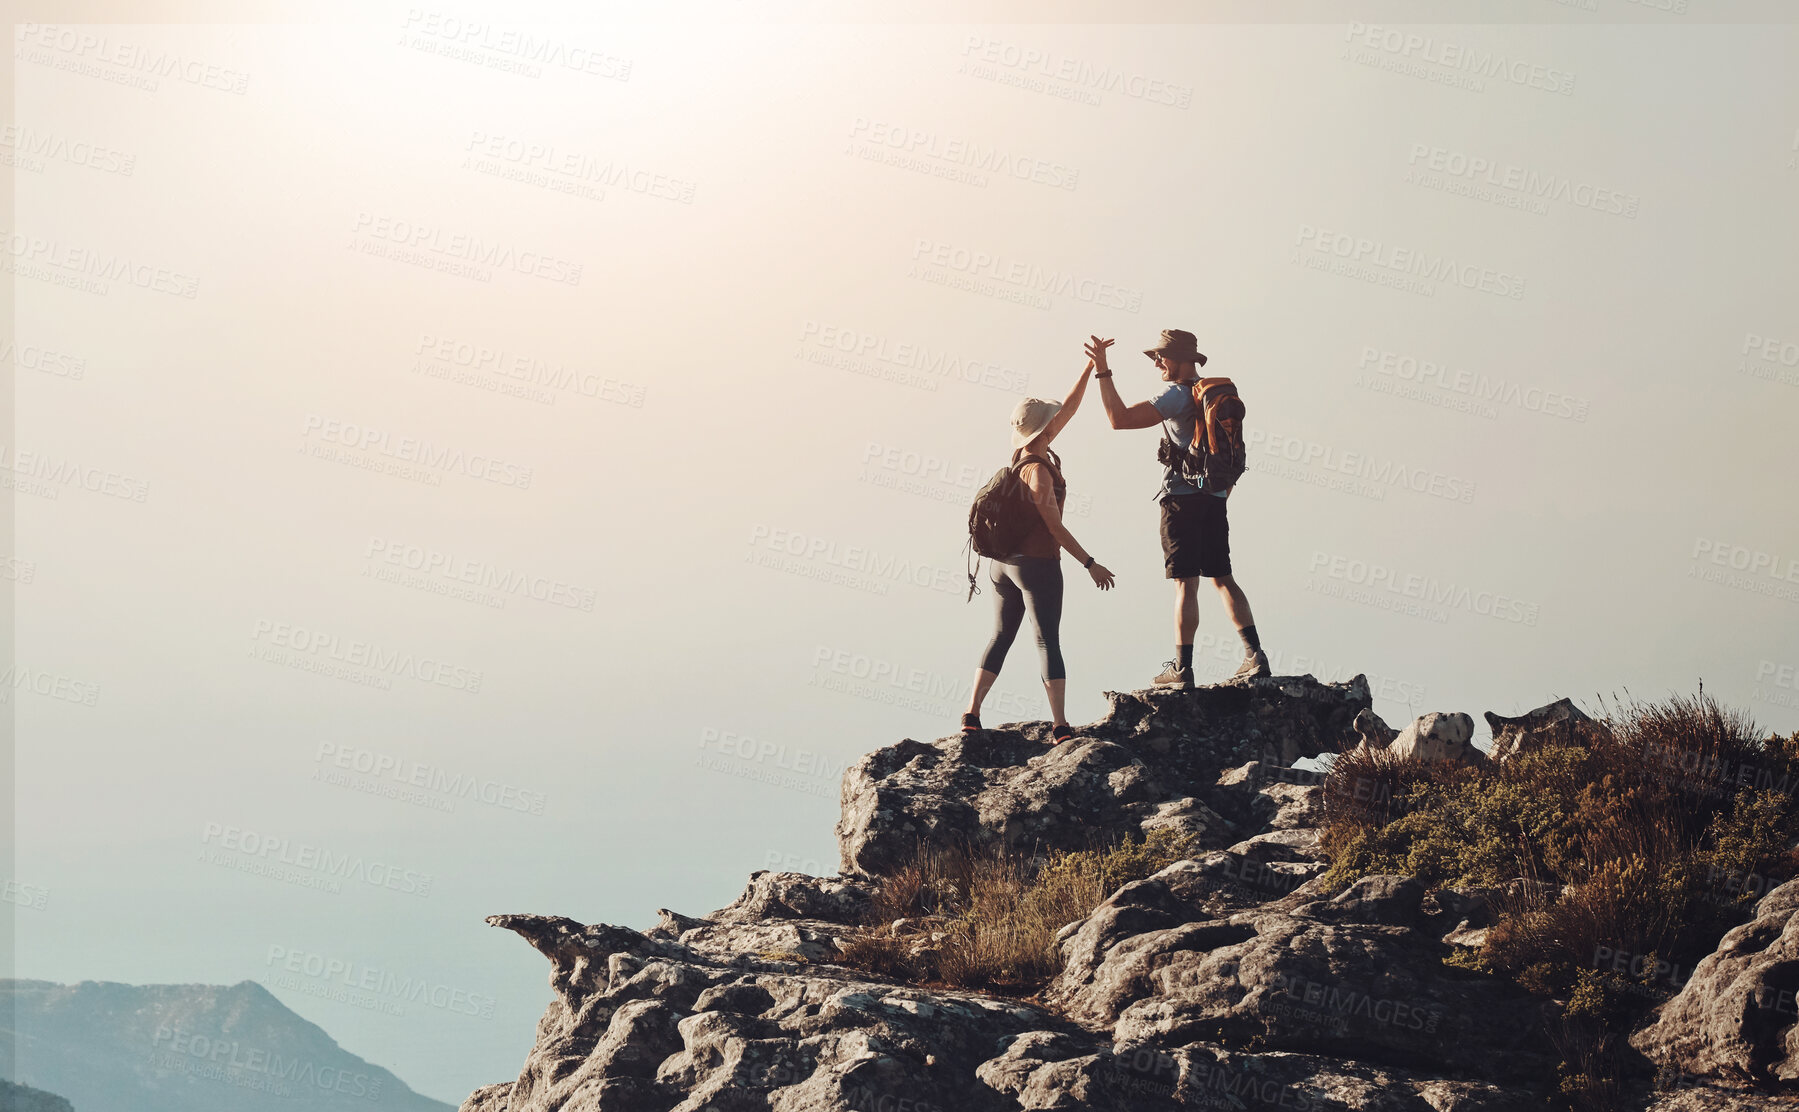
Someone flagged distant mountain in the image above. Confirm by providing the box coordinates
[0,1078,74,1112]
[0,979,453,1112]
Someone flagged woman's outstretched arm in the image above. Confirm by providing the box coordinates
[1021,463,1115,590]
[1039,359,1093,445]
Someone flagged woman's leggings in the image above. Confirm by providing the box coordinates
[979,557,1066,681]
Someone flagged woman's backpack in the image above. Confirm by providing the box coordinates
[964,450,1058,600]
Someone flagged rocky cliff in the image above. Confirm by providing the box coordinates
[464,678,1799,1112]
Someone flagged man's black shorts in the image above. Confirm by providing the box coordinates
[1160,492,1231,579]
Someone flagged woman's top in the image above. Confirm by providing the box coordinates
[1010,448,1067,560]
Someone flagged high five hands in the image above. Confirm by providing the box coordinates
[1083,336,1114,374]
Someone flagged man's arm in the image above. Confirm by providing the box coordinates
[1086,335,1165,430]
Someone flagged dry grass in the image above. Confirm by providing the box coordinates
[833,829,1199,993]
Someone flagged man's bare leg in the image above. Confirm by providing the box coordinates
[1153,578,1204,687]
[1214,574,1269,678]
[1176,576,1201,645]
[1214,574,1254,629]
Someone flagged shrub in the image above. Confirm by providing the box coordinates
[1316,692,1799,1108]
[834,828,1200,993]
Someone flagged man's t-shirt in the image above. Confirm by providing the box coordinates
[1152,382,1229,501]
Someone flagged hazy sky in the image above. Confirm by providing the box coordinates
[9,4,1799,1103]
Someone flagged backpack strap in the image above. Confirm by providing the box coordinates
[1011,448,1062,485]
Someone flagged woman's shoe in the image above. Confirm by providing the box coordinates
[1051,723,1077,744]
[961,713,982,734]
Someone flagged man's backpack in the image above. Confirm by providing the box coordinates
[1162,377,1246,494]
[965,450,1058,600]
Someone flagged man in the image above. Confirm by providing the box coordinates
[1087,330,1270,687]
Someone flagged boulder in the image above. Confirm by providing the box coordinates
[706,870,876,925]
[1049,870,1561,1086]
[835,675,1370,875]
[1353,707,1399,749]
[1485,697,1606,762]
[1631,877,1799,1083]
[1388,711,1480,763]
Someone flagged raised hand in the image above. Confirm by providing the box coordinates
[1083,335,1115,373]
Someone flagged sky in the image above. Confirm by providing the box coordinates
[7,3,1799,1104]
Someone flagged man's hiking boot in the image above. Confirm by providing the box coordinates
[1230,649,1271,681]
[1152,661,1194,689]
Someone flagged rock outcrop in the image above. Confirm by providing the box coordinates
[1631,877,1799,1084]
[835,675,1369,875]
[1485,697,1606,763]
[465,675,1799,1111]
[1387,711,1481,764]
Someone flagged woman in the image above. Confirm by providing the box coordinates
[963,355,1116,743]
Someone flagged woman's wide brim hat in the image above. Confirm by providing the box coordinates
[1010,397,1062,449]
